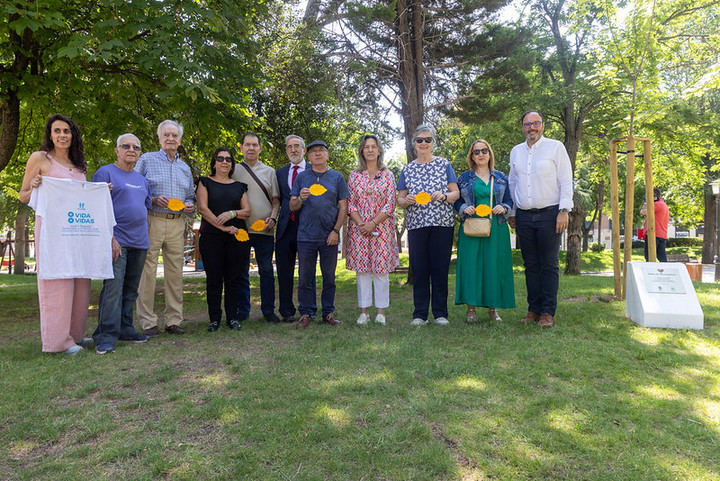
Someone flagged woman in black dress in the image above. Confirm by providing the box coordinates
[196,148,251,331]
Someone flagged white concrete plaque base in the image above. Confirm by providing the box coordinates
[625,262,704,330]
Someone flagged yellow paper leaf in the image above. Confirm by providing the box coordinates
[415,192,431,205]
[475,204,492,217]
[250,219,266,231]
[309,184,327,196]
[167,198,185,211]
[234,229,249,242]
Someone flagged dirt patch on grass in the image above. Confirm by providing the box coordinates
[431,422,480,471]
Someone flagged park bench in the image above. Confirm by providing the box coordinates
[666,253,691,263]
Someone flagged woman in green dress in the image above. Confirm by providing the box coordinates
[454,140,516,322]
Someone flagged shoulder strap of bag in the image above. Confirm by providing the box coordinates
[489,176,494,219]
[239,162,272,204]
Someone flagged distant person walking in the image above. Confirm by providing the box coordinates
[640,187,669,262]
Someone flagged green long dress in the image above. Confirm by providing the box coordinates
[455,177,516,308]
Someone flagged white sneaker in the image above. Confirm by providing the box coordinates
[356,313,370,325]
[411,318,428,326]
[434,317,449,326]
[63,345,83,355]
[375,314,386,325]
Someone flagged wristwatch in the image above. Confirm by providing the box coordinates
[559,208,569,213]
[332,228,340,234]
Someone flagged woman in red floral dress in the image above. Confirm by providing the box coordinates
[346,135,400,325]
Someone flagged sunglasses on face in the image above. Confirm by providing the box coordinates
[522,121,542,128]
[120,144,141,151]
[414,137,433,144]
[215,156,233,163]
[472,148,490,155]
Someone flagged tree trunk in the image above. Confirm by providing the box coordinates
[563,110,582,274]
[13,207,28,275]
[395,0,424,285]
[702,188,717,264]
[396,0,425,163]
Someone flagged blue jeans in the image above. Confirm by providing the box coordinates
[297,240,338,317]
[408,226,454,320]
[93,246,147,346]
[516,206,561,316]
[237,234,276,318]
[644,237,668,262]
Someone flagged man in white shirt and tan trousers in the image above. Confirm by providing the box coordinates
[508,110,574,328]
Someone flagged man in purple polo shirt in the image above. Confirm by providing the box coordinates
[92,133,152,354]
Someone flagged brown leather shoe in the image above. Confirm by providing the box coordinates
[296,315,312,328]
[322,313,340,326]
[165,325,185,334]
[538,313,555,328]
[519,312,539,324]
[143,326,159,337]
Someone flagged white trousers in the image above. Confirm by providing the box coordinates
[356,272,390,308]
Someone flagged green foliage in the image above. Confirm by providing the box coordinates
[590,242,605,252]
[667,237,703,248]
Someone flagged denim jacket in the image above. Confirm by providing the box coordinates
[454,169,513,224]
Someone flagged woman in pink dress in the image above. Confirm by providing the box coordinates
[18,115,91,354]
[346,135,400,325]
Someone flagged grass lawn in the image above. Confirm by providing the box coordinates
[1,251,719,480]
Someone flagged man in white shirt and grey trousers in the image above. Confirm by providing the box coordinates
[508,110,574,328]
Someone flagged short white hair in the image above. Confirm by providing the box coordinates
[157,120,183,138]
[116,133,140,148]
[285,134,305,149]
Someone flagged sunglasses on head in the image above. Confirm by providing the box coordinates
[414,137,433,144]
[472,148,490,155]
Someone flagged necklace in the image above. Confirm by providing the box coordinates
[314,169,328,183]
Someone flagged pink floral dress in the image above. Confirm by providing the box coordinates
[346,169,400,273]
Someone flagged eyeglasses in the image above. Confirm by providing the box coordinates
[472,148,490,155]
[120,144,141,151]
[522,121,542,128]
[215,156,233,163]
[415,137,433,144]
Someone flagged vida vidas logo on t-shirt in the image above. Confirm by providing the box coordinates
[67,202,95,224]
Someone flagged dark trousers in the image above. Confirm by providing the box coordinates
[93,246,147,346]
[199,232,249,324]
[275,221,298,317]
[644,237,668,262]
[237,233,275,317]
[297,240,338,317]
[516,206,561,316]
[408,226,454,320]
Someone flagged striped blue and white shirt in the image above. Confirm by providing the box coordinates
[134,150,195,214]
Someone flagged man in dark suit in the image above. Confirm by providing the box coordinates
[275,135,307,322]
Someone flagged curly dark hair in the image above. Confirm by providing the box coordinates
[41,114,87,173]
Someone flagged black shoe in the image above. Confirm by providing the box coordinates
[281,314,296,323]
[208,321,220,332]
[227,319,242,331]
[265,312,281,324]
